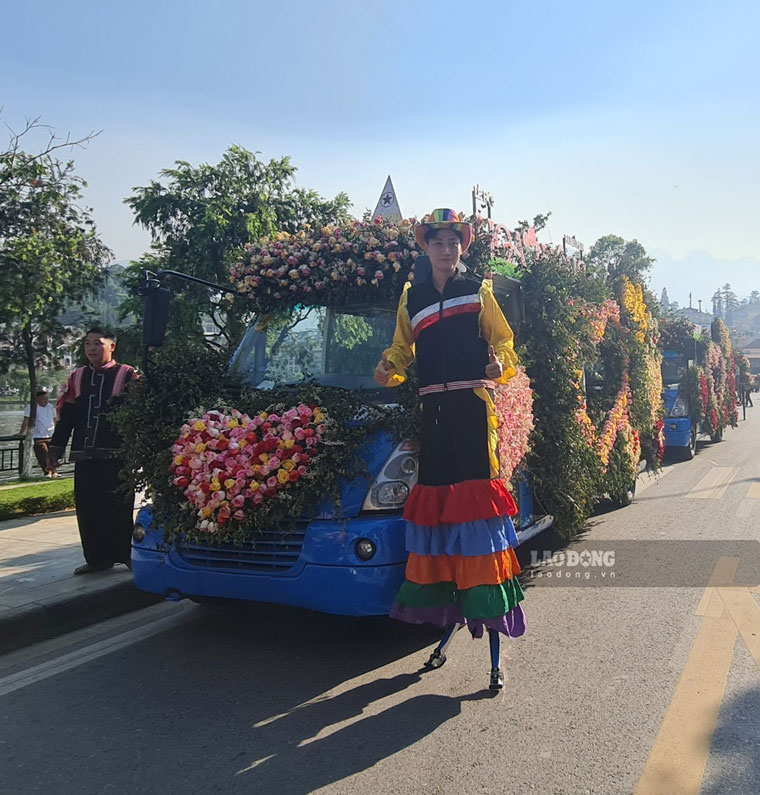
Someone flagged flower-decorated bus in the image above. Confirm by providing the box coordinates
[129,216,552,616]
[126,212,665,613]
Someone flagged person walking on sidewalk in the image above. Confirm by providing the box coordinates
[19,388,58,477]
[48,327,138,575]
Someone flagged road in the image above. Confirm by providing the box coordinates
[1,414,760,794]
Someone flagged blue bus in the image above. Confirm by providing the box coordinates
[131,273,553,616]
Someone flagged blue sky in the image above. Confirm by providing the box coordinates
[2,0,759,306]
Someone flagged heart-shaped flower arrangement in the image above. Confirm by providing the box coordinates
[170,404,327,534]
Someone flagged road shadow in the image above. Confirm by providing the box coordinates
[701,686,760,794]
[1,600,490,795]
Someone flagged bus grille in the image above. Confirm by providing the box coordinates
[175,525,307,573]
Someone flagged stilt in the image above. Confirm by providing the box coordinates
[424,622,465,670]
[488,628,504,690]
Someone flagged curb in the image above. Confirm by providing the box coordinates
[0,577,162,655]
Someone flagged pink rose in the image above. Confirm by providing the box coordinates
[267,476,277,489]
[297,465,308,476]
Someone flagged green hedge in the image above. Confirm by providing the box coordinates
[0,479,75,521]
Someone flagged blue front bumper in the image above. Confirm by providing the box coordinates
[664,417,691,448]
[132,506,408,617]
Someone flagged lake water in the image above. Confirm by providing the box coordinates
[0,409,24,438]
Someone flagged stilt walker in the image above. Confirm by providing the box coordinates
[374,209,526,691]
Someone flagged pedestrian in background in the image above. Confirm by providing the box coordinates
[49,327,137,575]
[19,388,58,478]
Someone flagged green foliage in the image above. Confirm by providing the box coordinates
[122,146,351,350]
[515,249,601,536]
[586,235,653,282]
[0,478,74,520]
[659,316,699,355]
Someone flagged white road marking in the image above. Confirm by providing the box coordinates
[0,603,196,697]
[687,467,739,499]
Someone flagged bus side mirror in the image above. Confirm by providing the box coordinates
[142,287,171,348]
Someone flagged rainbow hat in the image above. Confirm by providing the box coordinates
[414,208,474,253]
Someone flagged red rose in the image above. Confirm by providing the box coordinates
[289,471,299,483]
[200,483,211,494]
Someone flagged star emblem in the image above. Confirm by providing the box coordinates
[381,193,394,206]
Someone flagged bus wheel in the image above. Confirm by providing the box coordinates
[611,479,636,508]
[676,427,697,460]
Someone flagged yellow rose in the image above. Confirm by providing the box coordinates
[239,439,247,448]
[200,507,213,518]
[174,455,185,465]
[284,438,295,448]
[194,442,207,453]
[228,419,239,428]
[211,479,221,491]
[193,420,206,431]
[277,469,291,484]
[259,453,269,463]
[282,459,296,471]
[252,465,261,475]
[250,481,259,491]
[260,412,268,420]
[224,478,236,490]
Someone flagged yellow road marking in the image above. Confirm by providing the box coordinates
[694,557,739,617]
[745,482,760,499]
[687,467,739,499]
[634,614,738,794]
[635,558,739,795]
[718,587,760,670]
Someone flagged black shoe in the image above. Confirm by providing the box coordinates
[489,668,504,690]
[74,563,114,576]
[423,649,447,670]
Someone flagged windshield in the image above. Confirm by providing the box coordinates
[661,353,686,387]
[228,305,399,394]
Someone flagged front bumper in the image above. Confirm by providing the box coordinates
[664,417,692,448]
[131,507,407,617]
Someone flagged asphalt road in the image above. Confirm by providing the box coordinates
[2,413,759,795]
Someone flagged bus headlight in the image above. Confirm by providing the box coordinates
[670,396,689,417]
[361,440,418,512]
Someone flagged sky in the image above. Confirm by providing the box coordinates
[2,0,759,308]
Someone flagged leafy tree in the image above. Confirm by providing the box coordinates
[749,290,760,306]
[721,283,738,328]
[712,289,723,318]
[0,117,111,477]
[660,287,670,310]
[123,146,351,350]
[586,235,654,282]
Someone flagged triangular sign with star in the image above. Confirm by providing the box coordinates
[372,176,402,222]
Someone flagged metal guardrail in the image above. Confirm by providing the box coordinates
[0,435,74,481]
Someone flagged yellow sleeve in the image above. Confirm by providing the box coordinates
[480,279,518,384]
[382,284,415,387]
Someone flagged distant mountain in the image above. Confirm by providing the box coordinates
[649,249,760,309]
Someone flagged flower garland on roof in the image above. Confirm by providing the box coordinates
[229,215,420,313]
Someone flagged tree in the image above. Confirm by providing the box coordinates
[0,117,111,478]
[712,289,723,319]
[749,290,760,306]
[660,287,670,310]
[721,283,738,328]
[586,235,654,283]
[123,146,351,350]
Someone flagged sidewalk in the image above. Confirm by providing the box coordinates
[0,510,161,654]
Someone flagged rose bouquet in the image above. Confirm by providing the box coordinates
[170,404,328,534]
